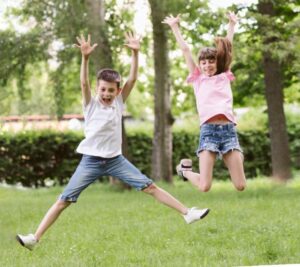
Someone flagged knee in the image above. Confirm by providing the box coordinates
[235,181,246,191]
[55,200,71,211]
[198,182,211,192]
[142,183,158,195]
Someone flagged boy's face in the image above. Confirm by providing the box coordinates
[96,80,121,106]
[199,59,217,77]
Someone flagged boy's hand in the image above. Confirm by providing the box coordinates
[162,14,180,28]
[74,34,98,58]
[124,32,140,52]
[227,12,238,25]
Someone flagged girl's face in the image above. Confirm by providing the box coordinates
[199,59,217,77]
[96,80,121,106]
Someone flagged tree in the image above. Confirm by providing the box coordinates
[256,0,295,180]
[0,0,133,117]
[148,0,173,182]
[84,0,113,72]
[258,0,296,181]
[224,0,300,178]
[0,29,50,115]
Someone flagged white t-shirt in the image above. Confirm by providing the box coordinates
[76,95,124,158]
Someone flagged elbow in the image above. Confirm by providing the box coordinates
[127,78,137,85]
[182,45,190,53]
[81,81,87,89]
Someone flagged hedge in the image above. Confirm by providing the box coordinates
[0,124,299,187]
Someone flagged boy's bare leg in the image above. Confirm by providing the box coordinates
[183,151,216,192]
[34,200,71,241]
[143,184,188,214]
[223,150,246,191]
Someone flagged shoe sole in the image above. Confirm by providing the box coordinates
[16,235,25,246]
[16,235,33,251]
[200,209,210,219]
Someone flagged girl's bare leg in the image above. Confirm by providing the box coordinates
[223,150,246,191]
[183,151,216,192]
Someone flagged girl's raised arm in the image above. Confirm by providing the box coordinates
[226,12,238,44]
[162,15,196,74]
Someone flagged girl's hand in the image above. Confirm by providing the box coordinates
[162,14,180,28]
[227,12,238,25]
[74,34,98,58]
[124,32,141,51]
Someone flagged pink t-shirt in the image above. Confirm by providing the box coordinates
[187,67,236,125]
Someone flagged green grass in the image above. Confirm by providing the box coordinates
[1,178,300,267]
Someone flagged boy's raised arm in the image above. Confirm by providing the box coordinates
[162,15,196,74]
[75,34,98,107]
[226,12,238,44]
[121,32,140,102]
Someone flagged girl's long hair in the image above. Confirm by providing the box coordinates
[198,37,232,74]
[215,37,232,74]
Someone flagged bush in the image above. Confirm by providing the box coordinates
[0,123,299,187]
[0,131,81,187]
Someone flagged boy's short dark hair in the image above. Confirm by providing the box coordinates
[97,68,122,88]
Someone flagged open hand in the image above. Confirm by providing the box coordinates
[124,32,141,51]
[74,34,98,58]
[162,14,180,27]
[227,12,238,25]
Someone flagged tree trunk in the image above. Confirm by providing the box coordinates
[258,0,291,180]
[85,0,113,71]
[149,0,174,182]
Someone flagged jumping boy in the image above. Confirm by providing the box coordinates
[16,32,209,250]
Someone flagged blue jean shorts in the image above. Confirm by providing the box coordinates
[60,155,153,202]
[196,123,243,159]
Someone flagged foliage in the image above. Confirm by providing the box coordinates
[1,0,299,118]
[1,178,300,266]
[233,0,300,106]
[0,130,82,187]
[0,29,51,115]
[237,107,268,132]
[1,121,300,187]
[0,0,136,117]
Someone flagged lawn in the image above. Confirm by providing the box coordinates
[1,177,300,267]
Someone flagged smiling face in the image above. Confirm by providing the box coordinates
[198,47,217,77]
[96,80,121,106]
[199,58,217,77]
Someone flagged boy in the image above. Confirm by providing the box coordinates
[16,32,209,250]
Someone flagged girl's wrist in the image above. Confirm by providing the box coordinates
[171,24,179,29]
[82,55,89,60]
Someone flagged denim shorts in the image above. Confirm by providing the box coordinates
[60,155,153,202]
[196,123,243,159]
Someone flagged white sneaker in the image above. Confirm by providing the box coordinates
[16,234,37,250]
[183,207,210,224]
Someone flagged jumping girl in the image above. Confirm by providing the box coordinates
[162,12,246,192]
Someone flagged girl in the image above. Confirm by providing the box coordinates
[162,12,246,192]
